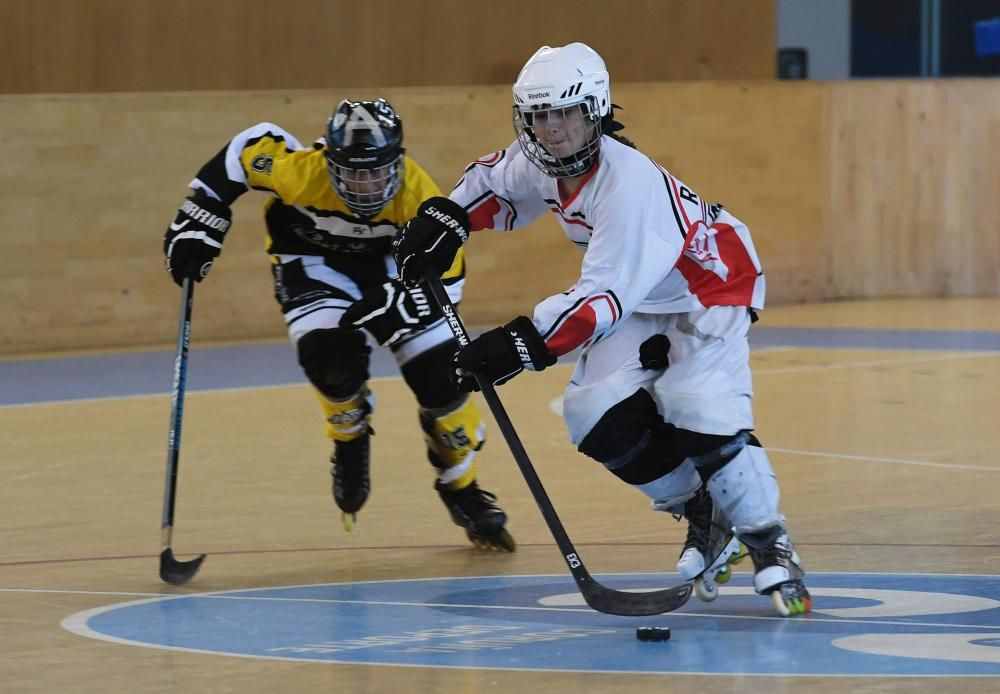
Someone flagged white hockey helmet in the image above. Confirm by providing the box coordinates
[512,43,612,178]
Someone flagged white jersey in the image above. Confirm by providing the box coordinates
[450,136,765,357]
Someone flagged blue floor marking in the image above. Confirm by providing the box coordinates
[4,326,999,406]
[66,572,1000,676]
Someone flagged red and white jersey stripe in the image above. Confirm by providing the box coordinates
[449,137,765,358]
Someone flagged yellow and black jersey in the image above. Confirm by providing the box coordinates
[190,122,457,262]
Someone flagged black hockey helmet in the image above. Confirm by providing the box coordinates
[325,98,405,217]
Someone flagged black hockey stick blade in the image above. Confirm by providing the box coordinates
[579,573,692,616]
[159,548,206,586]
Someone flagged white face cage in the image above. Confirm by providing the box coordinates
[328,156,404,218]
[513,98,603,179]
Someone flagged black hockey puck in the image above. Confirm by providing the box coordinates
[635,626,671,641]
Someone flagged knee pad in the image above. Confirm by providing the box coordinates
[705,443,783,535]
[673,428,744,461]
[400,340,462,409]
[577,388,685,485]
[297,328,371,399]
[420,395,486,489]
[686,430,752,480]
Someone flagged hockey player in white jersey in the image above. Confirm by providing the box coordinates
[384,43,810,615]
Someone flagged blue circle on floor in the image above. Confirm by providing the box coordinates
[62,572,1000,676]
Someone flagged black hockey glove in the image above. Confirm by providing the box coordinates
[339,279,442,346]
[639,334,671,370]
[453,316,556,392]
[392,197,469,287]
[163,189,232,286]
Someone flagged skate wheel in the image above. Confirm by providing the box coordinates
[694,577,718,602]
[730,542,748,565]
[769,586,811,616]
[466,528,516,553]
[716,565,733,584]
[493,528,516,552]
[342,512,356,532]
[770,589,791,616]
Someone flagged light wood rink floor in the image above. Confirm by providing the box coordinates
[2,299,999,693]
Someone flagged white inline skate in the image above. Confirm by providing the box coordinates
[742,526,811,616]
[660,488,747,601]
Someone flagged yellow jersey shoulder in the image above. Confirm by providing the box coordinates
[241,133,440,224]
[241,137,348,212]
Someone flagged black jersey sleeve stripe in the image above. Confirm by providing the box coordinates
[194,144,249,206]
[494,192,519,229]
[607,289,623,319]
[541,296,588,340]
[660,171,687,239]
[464,191,494,210]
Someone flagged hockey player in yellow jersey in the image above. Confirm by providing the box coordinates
[162,98,514,551]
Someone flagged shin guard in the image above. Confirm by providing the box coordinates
[317,387,374,442]
[704,443,783,536]
[420,395,486,490]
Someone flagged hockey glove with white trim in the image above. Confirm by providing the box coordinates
[392,197,469,287]
[163,189,232,286]
[340,279,442,346]
[453,316,556,392]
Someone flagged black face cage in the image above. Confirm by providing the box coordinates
[513,98,603,178]
[326,155,405,218]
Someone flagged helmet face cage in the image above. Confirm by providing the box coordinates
[325,99,405,217]
[513,97,603,178]
[327,157,404,217]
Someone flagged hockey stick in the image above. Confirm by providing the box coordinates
[159,277,206,585]
[424,276,691,616]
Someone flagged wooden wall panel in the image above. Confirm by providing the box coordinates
[2,0,776,94]
[826,81,1000,298]
[2,80,996,355]
[0,83,826,354]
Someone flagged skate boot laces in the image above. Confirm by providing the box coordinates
[746,533,796,571]
[677,489,730,557]
[332,433,371,513]
[447,482,500,520]
[436,481,515,552]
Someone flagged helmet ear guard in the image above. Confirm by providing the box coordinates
[603,103,626,134]
[325,98,405,217]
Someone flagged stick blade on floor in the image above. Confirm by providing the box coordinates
[159,548,206,586]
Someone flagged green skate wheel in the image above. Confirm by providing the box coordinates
[770,586,811,616]
[716,565,732,584]
[342,512,356,532]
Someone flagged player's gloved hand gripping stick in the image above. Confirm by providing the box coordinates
[424,275,692,616]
